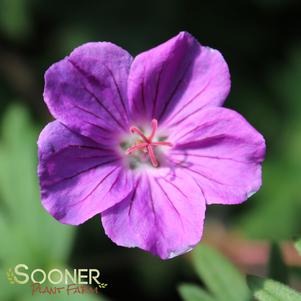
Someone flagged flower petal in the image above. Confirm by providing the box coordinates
[128,31,230,125]
[101,170,206,259]
[169,107,266,205]
[44,42,133,144]
[38,121,134,225]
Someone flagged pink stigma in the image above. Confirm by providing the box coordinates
[126,119,173,167]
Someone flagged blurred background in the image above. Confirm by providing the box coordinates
[0,0,301,300]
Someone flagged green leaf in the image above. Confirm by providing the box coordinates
[247,275,301,301]
[295,239,301,256]
[178,283,216,301]
[191,245,251,301]
[268,243,288,284]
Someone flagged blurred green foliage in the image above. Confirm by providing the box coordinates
[238,46,301,240]
[178,245,251,301]
[295,240,301,256]
[247,276,301,301]
[179,244,301,301]
[0,0,31,40]
[268,243,288,284]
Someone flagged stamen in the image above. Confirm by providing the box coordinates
[125,143,148,155]
[151,141,173,147]
[147,145,158,167]
[130,126,149,143]
[126,119,173,168]
[149,119,158,141]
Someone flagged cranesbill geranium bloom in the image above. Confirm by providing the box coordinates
[38,32,265,259]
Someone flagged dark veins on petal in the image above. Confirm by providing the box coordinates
[66,166,120,208]
[173,120,222,142]
[146,176,165,239]
[167,158,236,187]
[108,169,123,192]
[128,177,141,217]
[141,68,147,113]
[152,62,165,117]
[67,144,112,152]
[192,177,209,204]
[69,105,114,142]
[171,151,252,164]
[67,59,127,131]
[158,59,191,122]
[44,158,119,186]
[160,177,188,198]
[102,64,128,117]
[166,78,212,126]
[154,178,184,229]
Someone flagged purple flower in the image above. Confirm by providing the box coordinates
[38,32,265,259]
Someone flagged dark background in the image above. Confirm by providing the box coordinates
[0,0,301,300]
